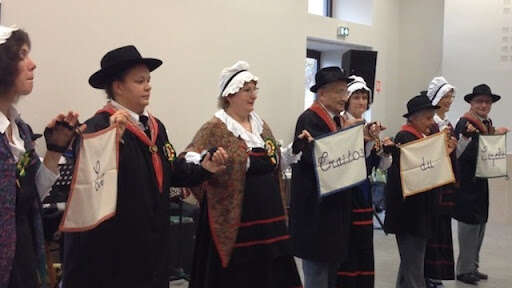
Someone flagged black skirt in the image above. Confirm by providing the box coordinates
[189,149,302,288]
[424,214,455,280]
[337,180,374,288]
[9,185,39,288]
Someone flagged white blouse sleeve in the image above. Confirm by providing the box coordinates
[280,143,302,170]
[36,163,59,199]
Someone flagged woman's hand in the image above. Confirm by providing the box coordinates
[44,111,81,150]
[43,111,84,173]
[201,147,229,173]
[369,121,386,138]
[446,135,458,154]
[110,110,130,137]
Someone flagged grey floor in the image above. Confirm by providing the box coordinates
[170,220,512,287]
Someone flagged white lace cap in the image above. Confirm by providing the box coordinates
[427,76,456,106]
[347,75,373,104]
[219,61,258,97]
[0,25,19,45]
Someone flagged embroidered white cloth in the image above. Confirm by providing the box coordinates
[475,134,508,178]
[399,132,455,198]
[313,123,367,196]
[60,127,119,232]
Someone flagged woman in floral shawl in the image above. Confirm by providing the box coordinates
[187,61,309,288]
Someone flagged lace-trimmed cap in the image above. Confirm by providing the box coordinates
[219,61,258,97]
[347,75,373,105]
[426,76,456,106]
[0,25,19,45]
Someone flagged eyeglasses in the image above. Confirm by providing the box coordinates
[240,87,259,95]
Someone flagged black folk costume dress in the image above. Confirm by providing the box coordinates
[424,116,457,281]
[62,102,211,288]
[336,112,392,288]
[188,110,302,288]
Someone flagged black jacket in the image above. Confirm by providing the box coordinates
[63,112,210,288]
[383,131,434,238]
[289,109,352,262]
[453,118,489,224]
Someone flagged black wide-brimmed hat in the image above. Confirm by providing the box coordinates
[403,93,440,118]
[463,84,501,103]
[310,66,350,93]
[89,45,162,89]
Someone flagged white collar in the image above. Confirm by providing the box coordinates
[214,109,264,148]
[434,113,451,125]
[109,100,149,123]
[0,106,20,133]
[343,111,362,120]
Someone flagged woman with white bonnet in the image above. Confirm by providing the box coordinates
[0,25,80,288]
[337,75,393,288]
[427,76,456,131]
[424,76,457,288]
[187,61,307,288]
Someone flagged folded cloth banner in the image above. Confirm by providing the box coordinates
[400,132,455,198]
[60,127,119,232]
[313,123,367,197]
[476,133,507,178]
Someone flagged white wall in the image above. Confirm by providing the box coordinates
[333,0,374,26]
[321,50,343,67]
[306,0,445,136]
[3,0,306,151]
[3,0,444,150]
[443,0,512,152]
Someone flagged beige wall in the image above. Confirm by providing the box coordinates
[306,0,444,135]
[3,0,444,150]
[3,0,306,150]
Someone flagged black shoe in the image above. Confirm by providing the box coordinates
[425,278,436,288]
[474,271,488,280]
[426,278,444,288]
[457,273,479,285]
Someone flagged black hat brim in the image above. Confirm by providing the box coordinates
[464,93,501,103]
[31,133,43,141]
[310,76,351,93]
[402,104,440,118]
[89,58,162,89]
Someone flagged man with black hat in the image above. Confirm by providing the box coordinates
[384,93,457,288]
[290,66,354,288]
[62,45,228,288]
[453,84,508,285]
